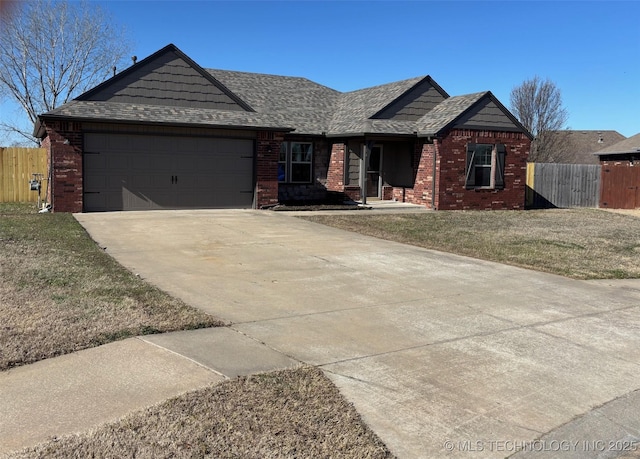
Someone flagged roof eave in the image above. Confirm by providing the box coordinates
[595,150,640,156]
[35,113,295,133]
[33,118,46,139]
[324,132,418,139]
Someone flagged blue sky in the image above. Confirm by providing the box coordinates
[2,1,639,143]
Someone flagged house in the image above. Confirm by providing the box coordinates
[544,130,626,164]
[595,133,640,209]
[34,44,532,213]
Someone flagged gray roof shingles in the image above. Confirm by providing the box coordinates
[207,69,341,135]
[37,45,523,138]
[41,100,295,130]
[416,92,487,135]
[328,76,425,135]
[594,132,640,156]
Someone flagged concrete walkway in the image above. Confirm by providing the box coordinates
[2,209,640,458]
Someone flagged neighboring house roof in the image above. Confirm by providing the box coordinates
[546,130,627,164]
[594,132,640,157]
[35,43,531,140]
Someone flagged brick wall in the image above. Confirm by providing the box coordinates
[600,158,639,167]
[44,121,83,213]
[386,140,438,209]
[326,142,345,192]
[256,131,283,208]
[410,140,438,208]
[278,184,327,202]
[343,186,361,202]
[436,129,530,210]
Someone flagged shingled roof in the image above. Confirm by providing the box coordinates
[207,69,341,135]
[35,44,530,140]
[594,132,640,156]
[545,130,627,164]
[416,92,487,135]
[328,76,425,134]
[38,100,294,131]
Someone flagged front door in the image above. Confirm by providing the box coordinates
[366,145,382,198]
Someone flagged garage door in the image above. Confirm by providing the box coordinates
[84,133,254,211]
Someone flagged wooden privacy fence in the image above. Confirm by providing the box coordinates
[0,147,48,203]
[526,163,601,208]
[600,165,640,209]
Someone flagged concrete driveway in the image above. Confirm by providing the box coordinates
[75,209,640,458]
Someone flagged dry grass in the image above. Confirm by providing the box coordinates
[0,203,222,370]
[9,367,393,459]
[301,208,640,279]
[2,203,394,457]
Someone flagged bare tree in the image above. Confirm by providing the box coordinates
[510,76,569,162]
[0,0,131,143]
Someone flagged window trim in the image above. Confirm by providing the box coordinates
[278,141,313,184]
[465,143,506,190]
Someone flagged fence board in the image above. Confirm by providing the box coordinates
[526,163,600,208]
[0,147,48,203]
[600,165,640,209]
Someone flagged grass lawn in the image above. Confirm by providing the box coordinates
[2,203,393,458]
[6,204,636,458]
[300,208,640,280]
[0,203,222,371]
[10,366,392,459]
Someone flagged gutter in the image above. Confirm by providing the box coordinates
[594,149,640,157]
[34,114,296,134]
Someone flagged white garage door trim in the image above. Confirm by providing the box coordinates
[84,133,255,211]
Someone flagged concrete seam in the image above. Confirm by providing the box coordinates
[135,336,229,380]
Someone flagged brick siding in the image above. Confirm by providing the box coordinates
[45,121,83,213]
[255,131,283,208]
[368,132,529,210]
[435,129,530,210]
[326,142,346,192]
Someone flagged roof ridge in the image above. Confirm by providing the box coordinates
[343,75,427,95]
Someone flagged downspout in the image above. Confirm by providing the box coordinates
[361,140,368,205]
[432,138,437,210]
[47,139,53,211]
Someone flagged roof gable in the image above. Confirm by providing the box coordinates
[329,76,428,134]
[453,98,522,131]
[79,44,252,111]
[417,92,532,138]
[371,76,449,121]
[35,44,531,139]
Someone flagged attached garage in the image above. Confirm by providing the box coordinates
[34,45,290,213]
[35,43,531,213]
[83,133,255,211]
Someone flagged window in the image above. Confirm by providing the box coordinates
[278,142,313,183]
[465,143,506,189]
